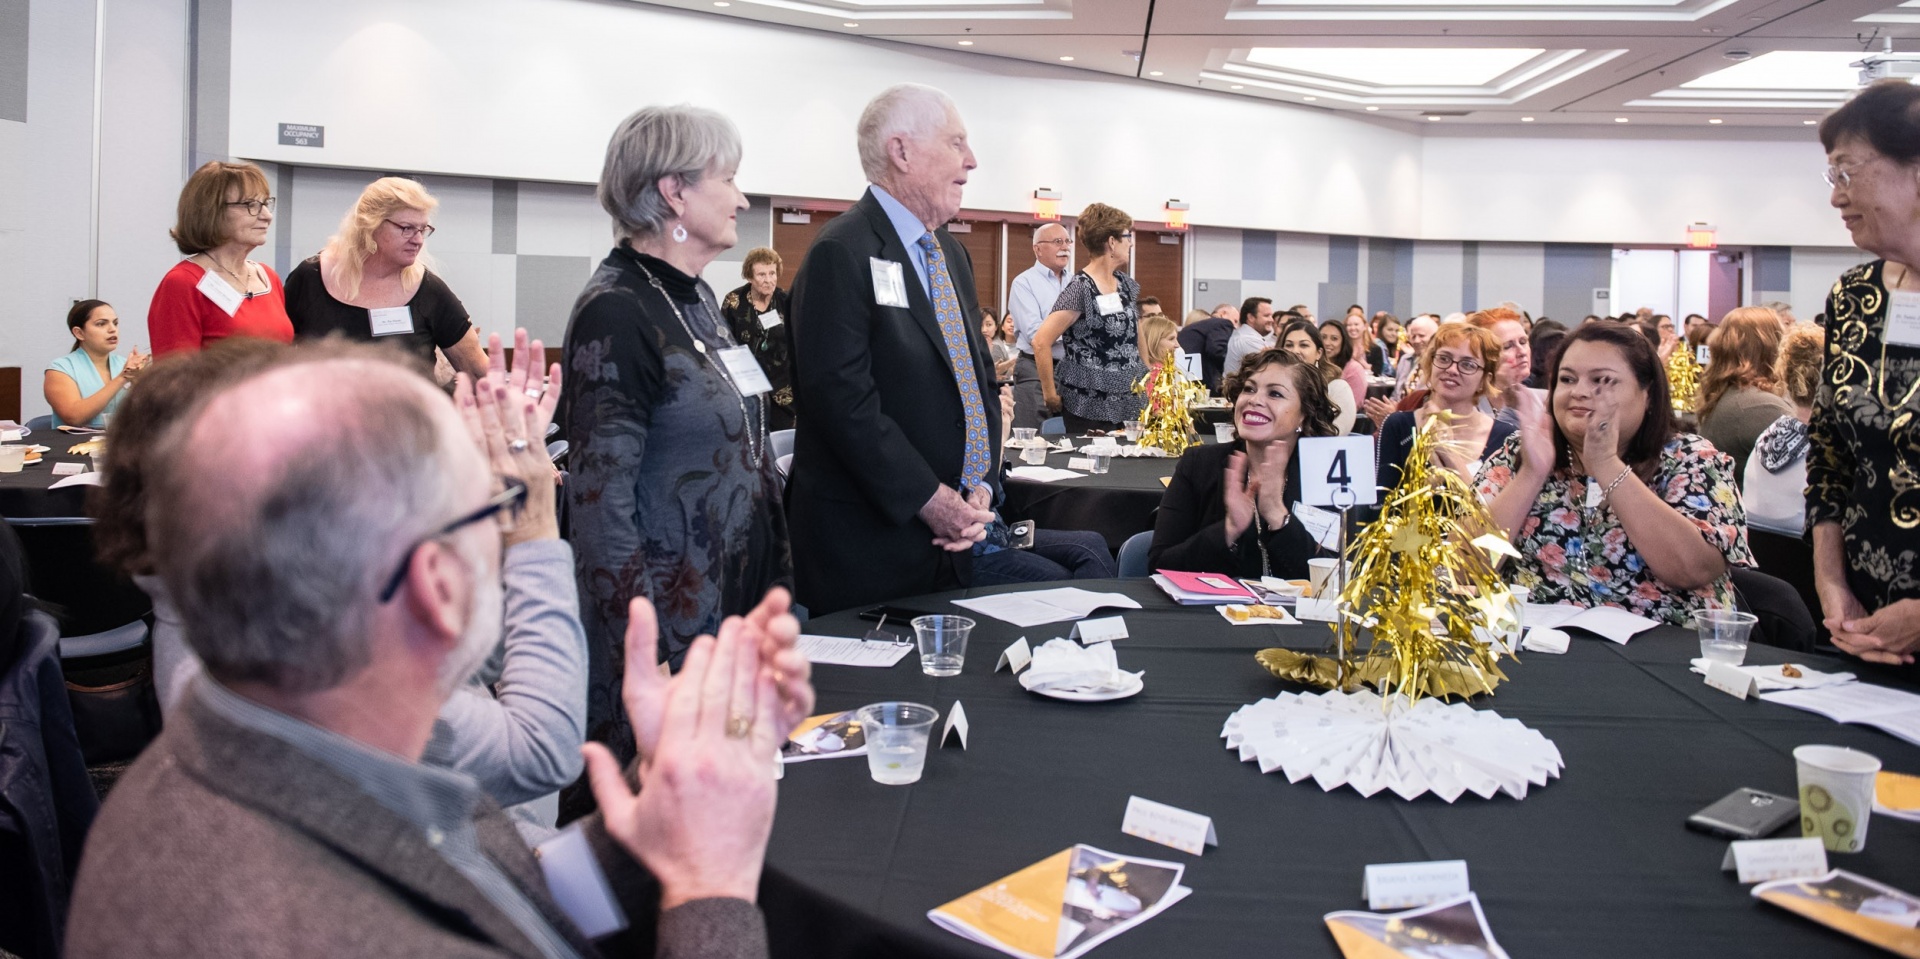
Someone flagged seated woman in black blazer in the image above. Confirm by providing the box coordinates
[1149,348,1341,579]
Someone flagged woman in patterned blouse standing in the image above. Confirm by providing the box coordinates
[560,105,792,771]
[1032,203,1147,433]
[1810,80,1920,664]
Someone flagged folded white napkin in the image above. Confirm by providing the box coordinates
[1687,659,1854,691]
[1018,639,1136,693]
[1520,627,1570,654]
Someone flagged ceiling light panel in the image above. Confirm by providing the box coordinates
[1224,0,1743,22]
[1245,47,1543,88]
[1680,51,1860,91]
[721,0,1071,20]
[1209,47,1624,108]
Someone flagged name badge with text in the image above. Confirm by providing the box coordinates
[1094,292,1124,316]
[1888,290,1920,348]
[716,345,773,396]
[758,309,784,331]
[369,306,414,337]
[871,258,909,308]
[196,271,245,317]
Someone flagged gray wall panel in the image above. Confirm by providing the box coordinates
[0,0,27,122]
[1542,243,1612,324]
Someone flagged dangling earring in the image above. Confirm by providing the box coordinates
[671,223,688,243]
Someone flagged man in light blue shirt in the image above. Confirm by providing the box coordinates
[1007,222,1073,430]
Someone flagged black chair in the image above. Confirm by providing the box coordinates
[1730,567,1816,653]
[1747,528,1824,641]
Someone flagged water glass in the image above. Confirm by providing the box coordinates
[1213,422,1235,443]
[1089,453,1111,474]
[1020,444,1049,465]
[1013,427,1037,444]
[1123,420,1144,443]
[1694,608,1758,666]
[1795,744,1881,853]
[911,614,974,677]
[858,702,940,785]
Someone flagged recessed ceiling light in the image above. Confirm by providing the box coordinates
[713,1,729,5]
[1427,116,1440,121]
[957,39,973,46]
[1303,96,1317,102]
[1148,70,1163,76]
[1060,56,1077,62]
[1521,116,1534,122]
[1614,117,1630,123]
[1231,84,1244,89]
[1804,119,1817,125]
[1708,118,1723,124]
[1365,106,1379,111]
[843,21,858,27]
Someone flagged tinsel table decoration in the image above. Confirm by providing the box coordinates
[1133,360,1208,457]
[1667,347,1701,414]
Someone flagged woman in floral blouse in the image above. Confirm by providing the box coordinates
[1474,322,1752,626]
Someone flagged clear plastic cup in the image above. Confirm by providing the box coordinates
[912,614,974,677]
[1123,420,1144,443]
[1694,608,1758,666]
[0,446,25,473]
[1089,453,1111,474]
[858,702,940,785]
[1013,427,1037,444]
[1795,744,1881,853]
[1021,445,1049,465]
[1213,423,1235,443]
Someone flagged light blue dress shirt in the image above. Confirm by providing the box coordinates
[869,184,934,298]
[46,350,127,428]
[1008,261,1070,360]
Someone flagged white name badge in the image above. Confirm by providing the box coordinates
[1888,290,1920,348]
[871,257,909,308]
[941,700,969,749]
[1071,616,1128,644]
[535,825,630,937]
[1362,860,1471,911]
[1721,837,1827,884]
[758,309,784,331]
[195,270,245,317]
[1121,796,1218,856]
[995,637,1033,674]
[715,345,773,396]
[368,306,414,337]
[1094,291,1124,316]
[1297,435,1379,508]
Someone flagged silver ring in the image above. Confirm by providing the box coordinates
[508,439,529,453]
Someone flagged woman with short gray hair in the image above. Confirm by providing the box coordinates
[559,105,792,773]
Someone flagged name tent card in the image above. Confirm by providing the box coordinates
[941,701,969,749]
[1297,435,1378,508]
[1705,660,1759,699]
[51,462,85,476]
[996,637,1033,674]
[1362,860,1471,911]
[1121,796,1217,856]
[1722,837,1828,884]
[1071,616,1128,644]
[1296,597,1341,622]
[1067,457,1098,471]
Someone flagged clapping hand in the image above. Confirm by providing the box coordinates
[122,348,151,382]
[1512,384,1555,480]
[1362,395,1395,426]
[1223,452,1261,541]
[1581,397,1627,482]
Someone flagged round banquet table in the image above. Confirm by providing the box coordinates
[762,578,1920,959]
[0,431,99,524]
[1000,443,1186,552]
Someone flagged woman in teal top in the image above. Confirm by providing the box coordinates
[44,299,149,428]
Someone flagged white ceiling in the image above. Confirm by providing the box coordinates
[631,0,1920,127]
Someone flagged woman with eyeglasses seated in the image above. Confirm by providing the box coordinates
[1149,349,1341,579]
[1474,322,1752,627]
[1375,325,1513,508]
[147,161,295,356]
[284,177,489,378]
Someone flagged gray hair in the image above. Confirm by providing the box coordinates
[857,83,957,183]
[597,105,743,240]
[146,354,468,692]
[1763,300,1795,318]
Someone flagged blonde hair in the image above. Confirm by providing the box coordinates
[1776,322,1824,408]
[324,177,437,301]
[1139,314,1179,366]
[1697,306,1783,422]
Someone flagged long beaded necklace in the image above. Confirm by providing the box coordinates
[634,260,765,466]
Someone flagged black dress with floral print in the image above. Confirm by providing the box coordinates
[1809,261,1920,611]
[560,243,792,768]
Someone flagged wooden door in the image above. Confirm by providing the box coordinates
[1132,229,1186,313]
[772,212,828,288]
[949,221,1003,318]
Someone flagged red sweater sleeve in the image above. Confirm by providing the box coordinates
[148,262,207,356]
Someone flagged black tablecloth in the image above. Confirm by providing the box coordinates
[1001,447,1177,551]
[0,432,98,522]
[766,578,1920,958]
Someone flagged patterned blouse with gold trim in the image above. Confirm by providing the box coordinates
[1809,260,1920,609]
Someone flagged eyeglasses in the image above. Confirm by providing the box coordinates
[1824,166,1857,189]
[1430,354,1485,375]
[378,477,528,603]
[384,219,437,239]
[226,197,277,217]
[1036,238,1073,246]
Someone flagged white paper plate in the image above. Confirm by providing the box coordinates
[1028,672,1144,702]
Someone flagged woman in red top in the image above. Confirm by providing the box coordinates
[147,161,294,355]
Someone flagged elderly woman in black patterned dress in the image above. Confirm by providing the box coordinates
[560,105,792,768]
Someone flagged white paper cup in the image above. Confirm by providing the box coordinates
[1795,744,1881,853]
[858,701,939,785]
[1213,422,1235,443]
[0,446,25,473]
[1307,558,1339,597]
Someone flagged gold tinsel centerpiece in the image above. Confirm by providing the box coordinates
[1667,346,1701,414]
[1258,412,1520,702]
[1133,359,1208,456]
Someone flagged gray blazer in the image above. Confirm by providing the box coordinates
[66,691,767,959]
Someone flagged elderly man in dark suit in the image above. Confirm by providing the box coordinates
[787,84,1002,615]
[65,343,813,959]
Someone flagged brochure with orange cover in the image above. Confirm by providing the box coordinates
[1324,893,1509,959]
[779,710,866,763]
[1753,869,1920,957]
[927,844,1189,959]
